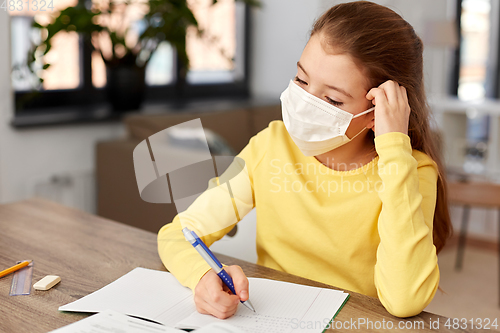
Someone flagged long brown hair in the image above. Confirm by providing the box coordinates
[311,1,452,253]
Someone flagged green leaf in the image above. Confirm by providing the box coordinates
[235,0,261,7]
[25,0,261,83]
[43,42,52,55]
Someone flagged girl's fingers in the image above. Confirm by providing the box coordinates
[205,283,240,310]
[367,81,409,113]
[380,80,399,104]
[400,86,410,112]
[209,294,240,315]
[396,85,406,111]
[197,269,239,311]
[200,281,239,317]
[365,80,410,137]
[199,297,238,320]
[223,265,250,302]
[366,87,388,107]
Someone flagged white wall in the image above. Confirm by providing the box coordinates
[249,0,324,99]
[4,0,493,251]
[0,10,10,203]
[0,14,125,206]
[250,0,454,99]
[0,0,328,207]
[0,1,456,212]
[248,1,500,242]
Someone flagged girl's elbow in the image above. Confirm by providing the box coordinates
[382,300,426,318]
[376,263,440,318]
[379,283,438,318]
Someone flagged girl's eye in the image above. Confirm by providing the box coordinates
[294,76,343,107]
[294,76,307,85]
[326,96,343,107]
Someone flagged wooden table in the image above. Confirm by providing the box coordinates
[447,181,500,307]
[0,198,481,332]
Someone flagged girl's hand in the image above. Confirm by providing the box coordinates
[193,265,250,319]
[365,80,411,137]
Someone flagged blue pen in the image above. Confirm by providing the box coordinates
[182,227,256,312]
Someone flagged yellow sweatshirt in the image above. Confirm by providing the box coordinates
[158,120,439,318]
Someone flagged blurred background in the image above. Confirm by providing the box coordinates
[1,0,500,321]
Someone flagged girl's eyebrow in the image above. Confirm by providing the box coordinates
[296,61,308,76]
[296,61,353,99]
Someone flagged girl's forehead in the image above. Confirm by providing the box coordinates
[299,34,371,94]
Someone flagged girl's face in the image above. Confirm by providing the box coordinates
[294,33,374,138]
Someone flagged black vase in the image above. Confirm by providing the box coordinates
[105,65,146,112]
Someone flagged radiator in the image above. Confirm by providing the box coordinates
[28,171,96,214]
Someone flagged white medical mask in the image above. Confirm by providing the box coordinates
[280,79,375,156]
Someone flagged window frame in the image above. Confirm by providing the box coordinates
[13,2,252,113]
[451,0,500,98]
[449,0,462,96]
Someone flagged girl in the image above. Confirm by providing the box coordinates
[158,1,452,319]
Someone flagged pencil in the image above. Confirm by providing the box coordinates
[0,261,31,279]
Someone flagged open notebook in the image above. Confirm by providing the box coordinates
[58,268,349,333]
[50,309,246,333]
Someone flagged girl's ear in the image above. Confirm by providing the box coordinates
[366,117,375,131]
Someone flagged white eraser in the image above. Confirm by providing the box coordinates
[33,275,61,291]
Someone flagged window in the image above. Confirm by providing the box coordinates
[452,0,499,172]
[455,0,492,101]
[11,0,80,91]
[11,0,250,114]
[186,0,245,84]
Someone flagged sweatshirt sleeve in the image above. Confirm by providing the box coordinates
[157,126,270,292]
[373,131,440,318]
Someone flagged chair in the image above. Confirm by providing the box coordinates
[447,180,500,305]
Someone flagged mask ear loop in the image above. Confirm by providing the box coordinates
[347,107,375,140]
[347,126,368,141]
[352,106,375,119]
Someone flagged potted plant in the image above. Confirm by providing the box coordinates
[25,0,260,111]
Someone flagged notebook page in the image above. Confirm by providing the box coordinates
[58,268,196,327]
[174,277,349,333]
[51,309,246,333]
[50,309,185,333]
